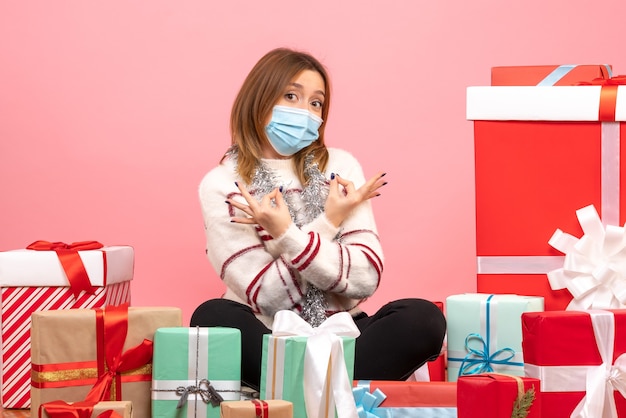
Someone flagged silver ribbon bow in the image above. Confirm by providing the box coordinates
[175,378,224,408]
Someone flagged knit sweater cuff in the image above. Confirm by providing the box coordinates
[302,213,341,241]
[273,222,312,260]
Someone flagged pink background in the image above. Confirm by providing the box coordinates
[2,1,625,324]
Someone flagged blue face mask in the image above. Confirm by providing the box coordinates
[265,105,323,156]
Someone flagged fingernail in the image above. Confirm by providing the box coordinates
[383,182,388,186]
[330,173,335,180]
[376,193,381,197]
[234,181,239,187]
[381,172,387,177]
[225,200,230,204]
[279,186,283,193]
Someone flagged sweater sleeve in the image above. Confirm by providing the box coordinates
[272,149,384,300]
[199,163,307,318]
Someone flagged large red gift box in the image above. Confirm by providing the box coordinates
[457,373,541,418]
[467,81,626,310]
[491,64,612,86]
[522,310,626,417]
[0,242,134,408]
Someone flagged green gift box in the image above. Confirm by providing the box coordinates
[446,293,544,382]
[151,327,241,418]
[260,311,358,418]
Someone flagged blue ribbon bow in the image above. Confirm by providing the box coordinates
[457,294,524,378]
[353,386,386,418]
[458,332,521,376]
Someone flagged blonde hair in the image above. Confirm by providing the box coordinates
[226,47,331,184]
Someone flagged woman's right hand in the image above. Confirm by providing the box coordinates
[228,182,293,238]
[324,172,387,228]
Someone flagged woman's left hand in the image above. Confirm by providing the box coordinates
[324,171,387,228]
[227,182,293,238]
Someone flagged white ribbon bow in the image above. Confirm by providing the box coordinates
[570,311,626,418]
[272,310,361,418]
[547,205,626,310]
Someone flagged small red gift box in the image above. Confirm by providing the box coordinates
[522,310,626,417]
[457,373,541,418]
[491,64,612,86]
[467,80,626,310]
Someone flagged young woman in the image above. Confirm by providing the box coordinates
[192,47,446,390]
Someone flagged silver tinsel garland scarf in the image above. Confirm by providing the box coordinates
[228,146,330,327]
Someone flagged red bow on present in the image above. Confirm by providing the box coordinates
[27,240,105,299]
[577,75,626,121]
[40,400,124,418]
[84,303,153,404]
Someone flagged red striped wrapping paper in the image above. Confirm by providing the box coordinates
[0,245,133,408]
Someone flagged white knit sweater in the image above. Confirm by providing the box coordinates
[198,147,384,328]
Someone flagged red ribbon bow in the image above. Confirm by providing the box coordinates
[40,400,124,418]
[27,240,105,299]
[577,75,626,121]
[84,303,154,403]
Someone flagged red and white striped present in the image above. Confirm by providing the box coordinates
[0,243,134,408]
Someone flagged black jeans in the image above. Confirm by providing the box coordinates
[190,298,446,390]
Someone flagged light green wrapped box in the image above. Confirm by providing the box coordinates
[152,327,241,418]
[260,334,355,418]
[446,293,544,382]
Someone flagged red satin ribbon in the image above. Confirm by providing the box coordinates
[577,75,626,121]
[27,240,104,298]
[40,400,123,418]
[84,303,154,403]
[252,399,269,418]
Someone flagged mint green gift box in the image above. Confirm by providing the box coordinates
[260,334,355,418]
[446,293,543,382]
[151,327,241,418]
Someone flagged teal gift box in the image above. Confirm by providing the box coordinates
[151,327,241,418]
[446,293,544,382]
[260,311,358,418]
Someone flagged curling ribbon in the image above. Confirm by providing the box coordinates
[84,303,153,403]
[27,240,104,298]
[547,205,626,310]
[271,310,361,418]
[352,387,386,418]
[39,400,124,418]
